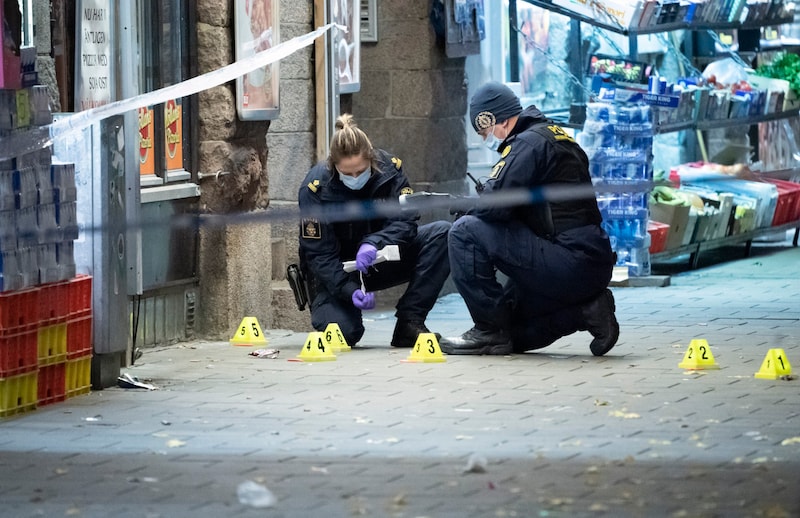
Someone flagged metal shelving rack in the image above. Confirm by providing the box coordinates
[508,0,800,270]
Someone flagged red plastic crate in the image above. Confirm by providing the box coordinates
[0,288,39,332]
[0,326,38,377]
[37,362,66,407]
[765,178,800,226]
[66,314,93,360]
[68,275,92,316]
[648,220,670,254]
[37,281,70,325]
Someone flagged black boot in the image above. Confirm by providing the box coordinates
[582,289,619,356]
[391,320,440,348]
[440,326,512,355]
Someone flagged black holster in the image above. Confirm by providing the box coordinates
[287,263,310,311]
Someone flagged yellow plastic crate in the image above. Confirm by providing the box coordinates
[37,323,67,365]
[66,355,92,398]
[0,371,38,418]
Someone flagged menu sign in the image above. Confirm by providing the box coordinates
[76,0,112,110]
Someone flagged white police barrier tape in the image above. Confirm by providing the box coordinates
[0,23,340,161]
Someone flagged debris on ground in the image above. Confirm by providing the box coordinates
[249,348,280,359]
[463,453,487,474]
[237,480,276,508]
[117,373,157,390]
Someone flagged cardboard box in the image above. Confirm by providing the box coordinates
[649,202,691,249]
[733,205,758,234]
[692,211,717,243]
[682,211,698,246]
[679,185,739,240]
[705,193,735,239]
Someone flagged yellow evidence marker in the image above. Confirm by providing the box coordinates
[755,348,792,379]
[230,317,267,346]
[403,333,446,363]
[297,331,337,362]
[324,323,351,352]
[678,338,719,370]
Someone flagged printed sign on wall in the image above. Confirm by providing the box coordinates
[76,0,112,110]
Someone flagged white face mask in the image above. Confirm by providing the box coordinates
[338,166,371,190]
[483,126,502,152]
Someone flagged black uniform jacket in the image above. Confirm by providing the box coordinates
[298,149,418,302]
[472,106,602,239]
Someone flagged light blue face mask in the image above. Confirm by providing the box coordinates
[338,167,371,190]
[483,126,502,152]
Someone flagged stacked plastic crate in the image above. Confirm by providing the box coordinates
[1,81,91,417]
[578,102,655,277]
[0,288,38,417]
[37,275,92,406]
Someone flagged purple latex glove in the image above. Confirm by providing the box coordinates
[355,243,378,273]
[351,290,376,310]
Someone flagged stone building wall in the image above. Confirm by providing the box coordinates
[352,0,468,193]
[195,0,274,339]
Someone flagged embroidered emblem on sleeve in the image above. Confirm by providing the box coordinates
[490,160,506,179]
[400,187,413,196]
[391,157,402,170]
[301,218,321,239]
[307,179,320,193]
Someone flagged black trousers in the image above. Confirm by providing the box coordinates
[309,221,451,347]
[448,215,613,351]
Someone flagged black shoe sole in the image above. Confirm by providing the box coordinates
[440,342,512,356]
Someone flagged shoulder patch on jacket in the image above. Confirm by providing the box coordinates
[490,160,506,179]
[391,157,402,170]
[307,179,320,193]
[501,145,511,158]
[301,218,321,239]
[546,125,576,143]
[401,186,413,196]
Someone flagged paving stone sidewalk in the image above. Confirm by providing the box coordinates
[1,244,798,518]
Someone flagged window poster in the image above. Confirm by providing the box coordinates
[138,106,155,176]
[235,0,280,120]
[332,0,360,94]
[164,99,183,171]
[517,4,549,99]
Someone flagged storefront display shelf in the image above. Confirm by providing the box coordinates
[695,108,800,131]
[651,109,800,134]
[654,120,695,134]
[651,218,800,269]
[520,0,793,36]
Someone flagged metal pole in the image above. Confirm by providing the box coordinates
[509,0,519,82]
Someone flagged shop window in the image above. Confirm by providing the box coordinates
[137,0,196,186]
